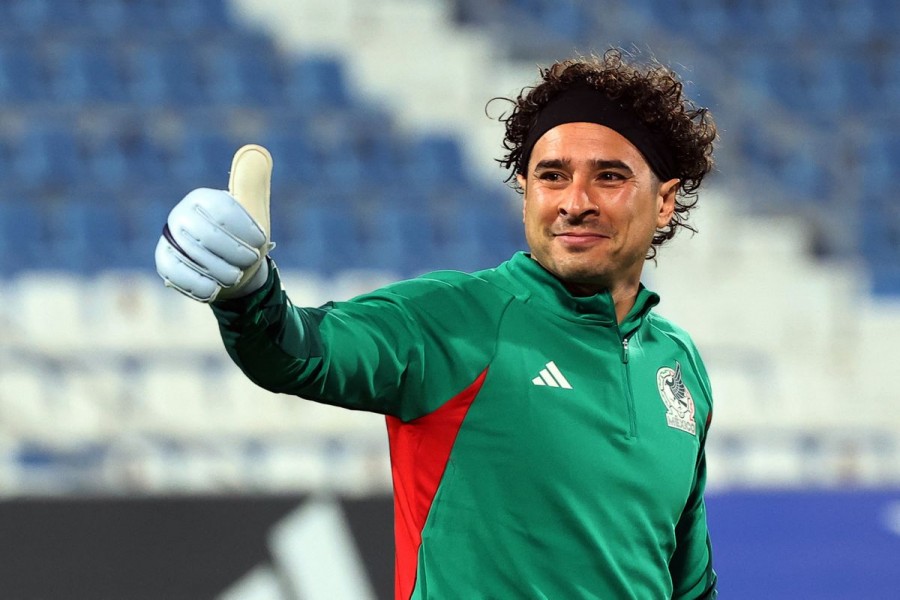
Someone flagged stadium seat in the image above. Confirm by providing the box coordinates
[47,195,133,273]
[168,125,240,187]
[83,127,130,189]
[870,0,900,37]
[534,0,589,43]
[362,206,438,275]
[125,43,205,107]
[13,125,82,189]
[123,188,188,270]
[827,0,878,41]
[404,134,469,186]
[278,198,365,275]
[859,130,899,194]
[312,119,371,190]
[42,199,93,273]
[261,126,317,187]
[7,0,81,34]
[83,121,170,188]
[860,200,900,264]
[48,42,128,105]
[0,201,45,274]
[82,0,130,34]
[165,0,233,34]
[283,56,353,111]
[680,0,732,45]
[200,38,284,106]
[882,51,900,105]
[0,44,44,103]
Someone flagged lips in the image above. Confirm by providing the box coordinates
[551,229,612,250]
[553,230,610,240]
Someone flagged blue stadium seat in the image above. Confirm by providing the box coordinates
[0,200,45,274]
[759,1,806,42]
[860,201,900,296]
[120,122,171,183]
[0,45,44,103]
[860,130,899,196]
[404,134,469,186]
[125,43,204,107]
[832,54,878,113]
[437,187,523,272]
[46,195,132,273]
[81,119,170,187]
[283,56,352,111]
[868,0,900,38]
[82,0,131,34]
[201,38,283,106]
[310,111,383,190]
[870,263,900,296]
[261,125,317,187]
[168,125,240,187]
[7,0,82,34]
[680,0,733,45]
[124,190,183,270]
[533,0,589,43]
[278,197,365,274]
[882,51,900,106]
[165,0,233,34]
[362,206,438,275]
[83,128,130,188]
[49,42,128,105]
[13,125,82,189]
[826,0,878,41]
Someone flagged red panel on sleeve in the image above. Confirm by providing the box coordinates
[385,368,488,600]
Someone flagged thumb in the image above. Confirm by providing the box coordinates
[228,144,273,245]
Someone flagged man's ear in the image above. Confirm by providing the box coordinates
[517,173,527,222]
[656,178,679,228]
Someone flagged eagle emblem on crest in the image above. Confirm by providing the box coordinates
[656,362,696,435]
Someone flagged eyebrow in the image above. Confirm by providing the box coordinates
[533,158,635,176]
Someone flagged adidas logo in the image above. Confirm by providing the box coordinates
[531,361,572,389]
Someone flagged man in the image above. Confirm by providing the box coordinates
[155,49,718,599]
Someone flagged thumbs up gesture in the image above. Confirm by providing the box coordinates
[155,144,274,302]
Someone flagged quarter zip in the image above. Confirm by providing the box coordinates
[619,332,636,439]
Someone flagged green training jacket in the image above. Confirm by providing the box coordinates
[212,251,717,600]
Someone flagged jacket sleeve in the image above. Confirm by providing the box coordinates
[210,261,503,421]
[667,335,717,598]
[669,438,717,599]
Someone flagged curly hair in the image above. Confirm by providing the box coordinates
[496,48,717,258]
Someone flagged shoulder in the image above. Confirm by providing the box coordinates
[340,267,516,336]
[646,312,702,356]
[367,267,515,305]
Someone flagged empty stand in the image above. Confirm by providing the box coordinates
[1,0,899,498]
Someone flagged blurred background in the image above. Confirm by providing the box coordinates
[0,0,898,598]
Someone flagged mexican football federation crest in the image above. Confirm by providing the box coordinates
[656,363,696,435]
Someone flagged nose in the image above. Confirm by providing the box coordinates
[558,181,598,220]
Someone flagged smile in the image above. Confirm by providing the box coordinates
[553,232,610,247]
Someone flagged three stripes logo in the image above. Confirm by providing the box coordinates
[531,361,572,389]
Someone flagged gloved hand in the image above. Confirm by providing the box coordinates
[155,144,274,302]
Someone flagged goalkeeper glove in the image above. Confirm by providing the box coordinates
[155,144,274,302]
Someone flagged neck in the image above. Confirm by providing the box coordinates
[563,281,639,324]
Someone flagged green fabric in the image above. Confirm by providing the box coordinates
[212,252,717,599]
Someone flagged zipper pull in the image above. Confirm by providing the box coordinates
[622,337,630,363]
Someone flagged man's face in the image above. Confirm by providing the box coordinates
[517,122,678,295]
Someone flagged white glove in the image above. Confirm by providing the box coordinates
[155,144,274,303]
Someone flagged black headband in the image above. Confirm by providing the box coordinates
[518,84,676,181]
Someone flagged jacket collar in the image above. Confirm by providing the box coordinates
[497,252,659,330]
